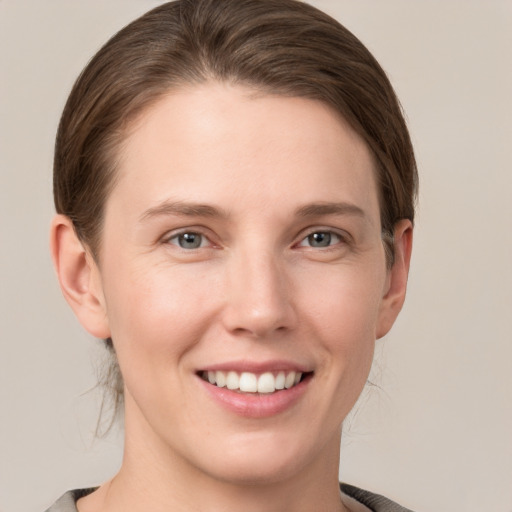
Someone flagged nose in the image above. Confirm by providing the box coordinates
[221,248,297,338]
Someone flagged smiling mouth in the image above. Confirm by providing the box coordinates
[199,370,310,394]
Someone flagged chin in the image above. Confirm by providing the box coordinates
[195,431,320,486]
[205,457,303,487]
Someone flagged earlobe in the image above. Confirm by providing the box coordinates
[50,214,111,339]
[376,219,413,339]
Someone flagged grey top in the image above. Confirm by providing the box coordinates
[340,483,414,512]
[45,484,414,512]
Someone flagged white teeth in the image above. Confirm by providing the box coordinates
[284,372,295,389]
[257,372,275,393]
[239,372,258,392]
[275,371,285,390]
[226,371,239,390]
[215,370,226,388]
[203,370,304,393]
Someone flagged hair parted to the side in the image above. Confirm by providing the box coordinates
[54,0,418,432]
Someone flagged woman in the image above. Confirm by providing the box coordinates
[48,0,417,511]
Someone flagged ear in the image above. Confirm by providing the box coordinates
[376,219,413,339]
[50,214,111,339]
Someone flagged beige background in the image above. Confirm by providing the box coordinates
[1,1,511,511]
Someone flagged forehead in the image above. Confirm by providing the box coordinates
[109,82,380,222]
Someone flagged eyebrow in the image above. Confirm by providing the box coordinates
[295,202,367,219]
[139,200,228,222]
[139,199,367,223]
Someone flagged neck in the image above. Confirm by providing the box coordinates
[105,464,347,512]
[78,398,348,512]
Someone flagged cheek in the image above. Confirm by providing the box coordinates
[299,263,384,393]
[300,262,385,341]
[101,258,221,379]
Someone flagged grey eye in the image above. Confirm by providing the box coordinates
[300,231,341,248]
[308,232,331,247]
[171,232,205,249]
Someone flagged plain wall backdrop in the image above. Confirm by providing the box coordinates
[1,1,511,511]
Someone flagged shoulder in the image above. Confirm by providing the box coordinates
[340,483,415,512]
[46,485,413,512]
[44,489,96,512]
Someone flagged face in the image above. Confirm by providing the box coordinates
[84,83,407,485]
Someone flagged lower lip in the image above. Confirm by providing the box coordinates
[198,375,311,418]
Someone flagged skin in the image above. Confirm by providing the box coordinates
[51,83,412,512]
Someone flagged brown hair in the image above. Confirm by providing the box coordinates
[54,0,418,430]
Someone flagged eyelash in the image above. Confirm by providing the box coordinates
[163,228,349,251]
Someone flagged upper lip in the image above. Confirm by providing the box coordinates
[198,360,312,374]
